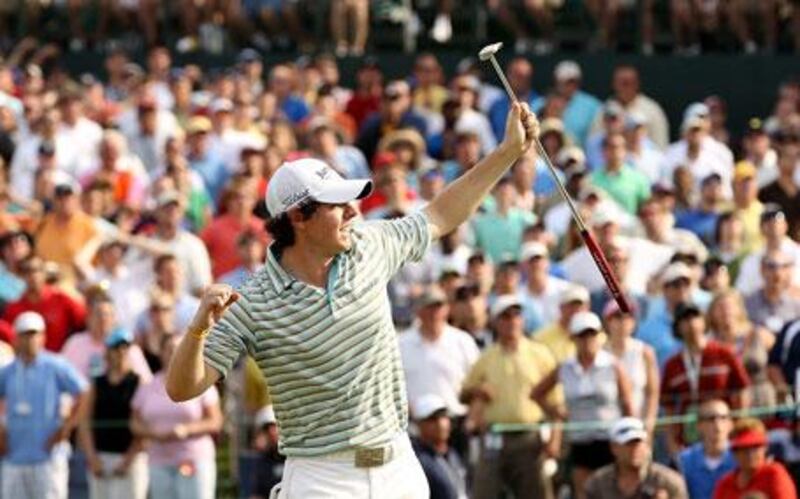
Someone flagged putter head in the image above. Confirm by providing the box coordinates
[478,42,504,61]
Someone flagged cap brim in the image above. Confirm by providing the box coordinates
[614,430,647,444]
[314,179,373,205]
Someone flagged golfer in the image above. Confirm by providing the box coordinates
[165,102,539,498]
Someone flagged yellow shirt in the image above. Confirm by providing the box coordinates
[462,337,560,424]
[36,212,98,285]
[735,201,764,252]
[534,322,607,365]
[413,85,449,113]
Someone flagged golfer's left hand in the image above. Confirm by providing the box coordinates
[502,101,539,156]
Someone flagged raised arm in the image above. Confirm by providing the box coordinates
[165,284,238,401]
[424,102,539,240]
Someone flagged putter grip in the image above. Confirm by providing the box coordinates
[580,229,632,314]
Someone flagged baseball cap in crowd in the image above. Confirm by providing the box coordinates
[624,111,648,130]
[661,262,692,285]
[733,161,757,181]
[53,172,81,196]
[417,287,447,308]
[255,405,277,427]
[746,117,767,135]
[609,417,648,445]
[412,394,448,421]
[266,158,373,217]
[521,242,549,261]
[187,116,212,135]
[603,298,638,319]
[603,101,624,119]
[38,141,56,157]
[105,326,133,348]
[210,98,234,114]
[156,190,183,209]
[490,295,523,321]
[560,285,590,306]
[681,115,706,133]
[554,60,582,82]
[13,311,46,335]
[237,48,261,64]
[591,209,618,228]
[651,181,675,196]
[569,311,602,336]
[557,146,586,170]
[701,172,722,186]
[730,425,768,450]
[683,102,710,122]
[384,80,410,100]
[760,204,786,224]
[673,302,703,325]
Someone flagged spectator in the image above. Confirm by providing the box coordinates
[586,101,626,171]
[200,176,267,278]
[678,399,736,499]
[662,107,734,196]
[186,116,229,205]
[219,230,266,288]
[249,406,285,499]
[35,174,99,287]
[268,64,310,125]
[585,417,688,499]
[624,111,664,183]
[0,230,31,307]
[708,290,776,408]
[3,255,87,352]
[485,0,558,54]
[131,335,222,499]
[661,302,750,458]
[675,173,729,246]
[462,295,558,499]
[713,418,797,499]
[80,130,149,210]
[533,311,633,499]
[306,118,370,180]
[56,92,103,176]
[61,294,152,382]
[744,249,800,333]
[344,59,383,129]
[638,197,707,261]
[519,242,572,333]
[448,283,492,349]
[731,161,765,251]
[742,119,778,188]
[535,284,591,363]
[149,190,212,296]
[548,61,601,147]
[606,65,669,149]
[0,311,89,499]
[736,206,800,296]
[412,54,449,115]
[759,131,800,241]
[78,327,148,499]
[136,291,177,373]
[399,286,479,427]
[441,130,482,183]
[137,253,199,335]
[471,177,536,262]
[410,394,468,499]
[357,80,427,162]
[728,0,778,53]
[330,0,369,56]
[602,299,659,434]
[588,240,648,318]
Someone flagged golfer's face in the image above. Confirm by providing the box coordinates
[309,203,358,255]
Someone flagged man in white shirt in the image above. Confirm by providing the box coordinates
[399,286,479,419]
[601,65,670,149]
[56,93,103,176]
[736,206,800,295]
[519,241,571,333]
[661,105,734,195]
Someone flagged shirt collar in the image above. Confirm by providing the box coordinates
[265,245,295,295]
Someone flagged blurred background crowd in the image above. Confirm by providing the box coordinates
[0,1,798,499]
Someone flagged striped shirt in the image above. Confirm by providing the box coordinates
[204,212,431,456]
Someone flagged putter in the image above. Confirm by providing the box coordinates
[479,42,631,314]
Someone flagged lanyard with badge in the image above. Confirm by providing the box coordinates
[13,362,55,420]
[681,350,702,444]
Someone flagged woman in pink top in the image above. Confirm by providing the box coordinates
[131,335,222,499]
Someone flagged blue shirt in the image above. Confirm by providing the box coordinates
[557,91,602,147]
[190,151,229,204]
[675,209,720,247]
[412,439,466,499]
[637,306,683,370]
[0,264,25,304]
[0,353,87,464]
[489,93,542,142]
[678,443,736,499]
[280,95,311,124]
[533,158,566,198]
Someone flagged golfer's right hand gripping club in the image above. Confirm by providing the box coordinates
[479,42,632,314]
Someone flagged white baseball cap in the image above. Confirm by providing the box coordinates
[569,311,602,335]
[559,285,590,305]
[254,405,277,427]
[661,262,692,285]
[609,417,647,444]
[521,242,548,261]
[490,294,523,321]
[265,158,373,216]
[412,394,448,420]
[554,60,582,81]
[13,311,46,334]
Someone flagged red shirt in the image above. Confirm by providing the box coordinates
[661,341,750,414]
[713,461,798,499]
[2,287,87,352]
[345,94,380,129]
[200,214,269,278]
[0,319,12,344]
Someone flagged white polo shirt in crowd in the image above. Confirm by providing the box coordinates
[398,324,479,417]
[204,212,431,457]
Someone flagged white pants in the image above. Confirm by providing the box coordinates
[2,455,69,499]
[88,452,148,499]
[275,434,429,499]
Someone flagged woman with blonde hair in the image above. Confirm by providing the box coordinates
[707,290,776,408]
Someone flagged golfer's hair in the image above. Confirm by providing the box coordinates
[266,201,321,255]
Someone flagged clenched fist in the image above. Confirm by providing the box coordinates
[189,284,240,333]
[501,102,540,157]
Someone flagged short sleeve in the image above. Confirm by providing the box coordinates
[461,354,488,393]
[203,292,258,378]
[358,212,432,279]
[54,357,89,395]
[199,385,220,408]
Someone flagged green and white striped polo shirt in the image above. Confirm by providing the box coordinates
[203,212,431,457]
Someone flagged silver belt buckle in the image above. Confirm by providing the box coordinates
[354,446,392,468]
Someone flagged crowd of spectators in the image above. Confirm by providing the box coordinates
[1,0,800,56]
[0,29,798,499]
